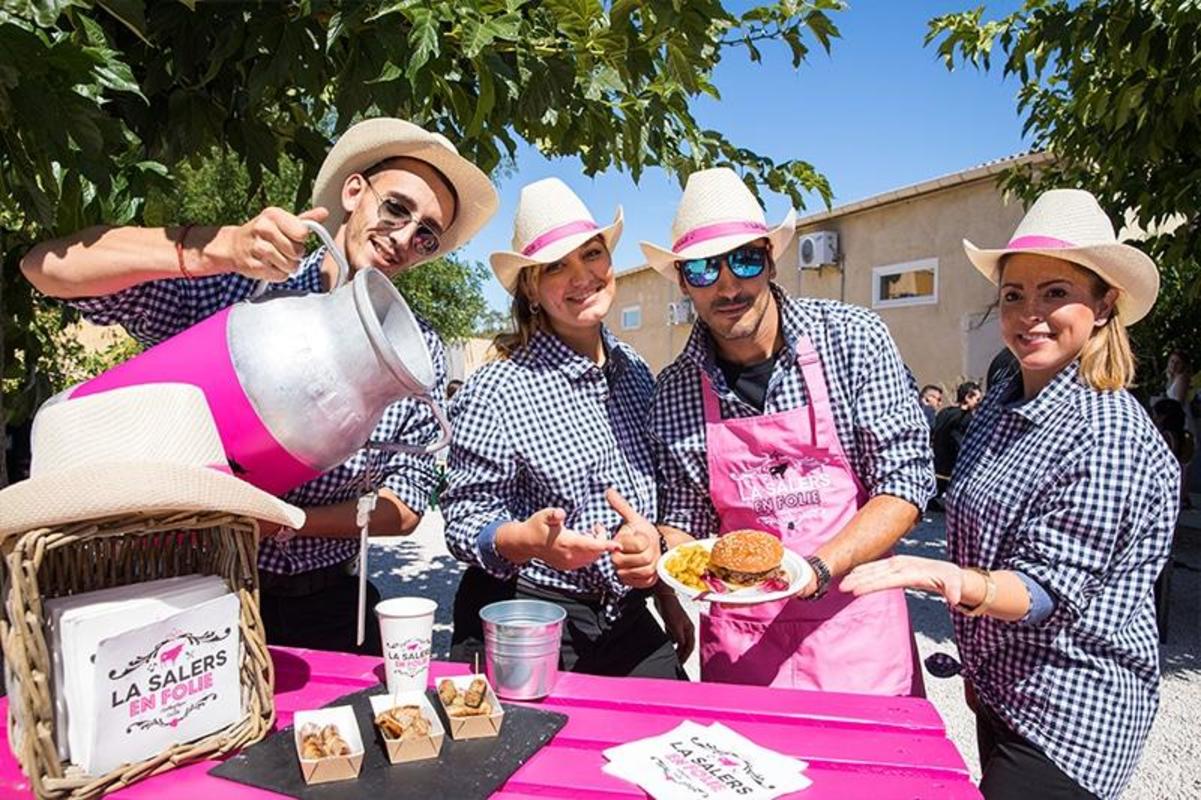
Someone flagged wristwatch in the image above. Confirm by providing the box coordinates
[804,555,832,600]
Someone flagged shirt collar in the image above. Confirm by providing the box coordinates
[522,325,625,382]
[1002,360,1083,425]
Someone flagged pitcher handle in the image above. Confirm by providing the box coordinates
[365,394,452,456]
[250,219,350,298]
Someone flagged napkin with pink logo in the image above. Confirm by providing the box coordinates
[602,720,811,799]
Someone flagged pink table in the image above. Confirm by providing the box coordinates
[0,647,980,799]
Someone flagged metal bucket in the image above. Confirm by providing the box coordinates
[480,599,566,701]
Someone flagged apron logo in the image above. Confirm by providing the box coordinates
[731,452,832,530]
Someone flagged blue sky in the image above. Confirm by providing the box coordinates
[458,1,1029,312]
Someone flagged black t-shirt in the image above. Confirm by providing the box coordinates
[932,406,970,477]
[716,351,779,413]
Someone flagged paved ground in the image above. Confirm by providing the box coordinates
[370,506,1201,799]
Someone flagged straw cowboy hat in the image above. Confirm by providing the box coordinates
[964,188,1159,324]
[489,178,623,293]
[0,384,305,538]
[640,167,796,279]
[311,117,499,258]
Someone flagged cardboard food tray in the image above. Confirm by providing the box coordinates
[434,674,504,740]
[369,692,444,763]
[293,706,364,785]
[209,686,568,799]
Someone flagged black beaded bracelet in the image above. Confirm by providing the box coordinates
[804,555,832,600]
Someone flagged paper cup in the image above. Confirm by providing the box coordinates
[376,597,436,693]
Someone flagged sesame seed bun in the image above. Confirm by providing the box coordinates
[709,530,784,574]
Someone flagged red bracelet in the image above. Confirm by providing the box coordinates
[175,224,196,279]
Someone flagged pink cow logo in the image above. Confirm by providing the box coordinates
[160,643,185,666]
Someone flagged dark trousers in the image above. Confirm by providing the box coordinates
[976,704,1097,800]
[449,566,686,680]
[260,572,383,657]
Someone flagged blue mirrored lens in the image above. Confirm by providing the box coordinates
[680,258,719,287]
[727,247,767,278]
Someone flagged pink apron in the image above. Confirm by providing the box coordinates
[698,336,916,695]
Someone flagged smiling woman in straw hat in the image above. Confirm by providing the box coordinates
[843,189,1180,800]
[441,178,692,679]
[20,117,499,656]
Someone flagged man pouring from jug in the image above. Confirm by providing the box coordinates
[21,118,499,655]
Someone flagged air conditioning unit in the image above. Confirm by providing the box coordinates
[667,298,696,326]
[798,231,839,269]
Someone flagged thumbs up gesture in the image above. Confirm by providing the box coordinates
[606,488,662,588]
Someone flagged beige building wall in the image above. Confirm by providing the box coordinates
[781,177,1025,390]
[608,156,1041,394]
[603,265,695,371]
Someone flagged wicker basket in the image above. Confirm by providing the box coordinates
[0,511,274,800]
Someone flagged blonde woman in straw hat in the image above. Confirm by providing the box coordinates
[441,178,692,678]
[640,167,933,696]
[21,118,499,656]
[843,189,1179,799]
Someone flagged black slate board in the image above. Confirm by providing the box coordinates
[209,687,567,799]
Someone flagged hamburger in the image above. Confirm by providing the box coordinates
[707,530,786,590]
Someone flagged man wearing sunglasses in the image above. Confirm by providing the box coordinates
[22,118,499,655]
[617,168,933,695]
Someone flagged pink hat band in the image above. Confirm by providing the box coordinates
[672,220,769,253]
[521,220,600,257]
[1006,234,1078,250]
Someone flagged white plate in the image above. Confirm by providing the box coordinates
[656,538,813,605]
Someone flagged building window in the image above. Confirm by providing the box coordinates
[621,305,642,330]
[872,258,938,309]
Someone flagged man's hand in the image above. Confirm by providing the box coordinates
[498,508,621,571]
[606,488,661,588]
[219,207,328,282]
[654,588,695,663]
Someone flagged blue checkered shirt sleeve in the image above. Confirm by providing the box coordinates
[442,372,522,579]
[69,271,303,345]
[648,382,720,537]
[998,415,1177,628]
[375,326,447,513]
[847,309,936,510]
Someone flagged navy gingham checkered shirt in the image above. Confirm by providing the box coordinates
[69,247,446,575]
[649,284,935,537]
[440,327,657,620]
[947,363,1179,800]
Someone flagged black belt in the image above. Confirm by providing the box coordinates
[260,559,353,598]
[515,577,605,604]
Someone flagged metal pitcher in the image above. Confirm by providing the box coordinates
[61,221,449,496]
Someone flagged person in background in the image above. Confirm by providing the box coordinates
[442,178,692,678]
[919,384,943,427]
[1162,351,1195,508]
[932,381,983,497]
[445,378,464,401]
[20,118,499,655]
[1152,398,1193,510]
[843,189,1178,800]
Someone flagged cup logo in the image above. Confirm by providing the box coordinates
[386,636,431,678]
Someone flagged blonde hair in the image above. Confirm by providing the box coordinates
[492,267,544,359]
[1079,307,1136,391]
